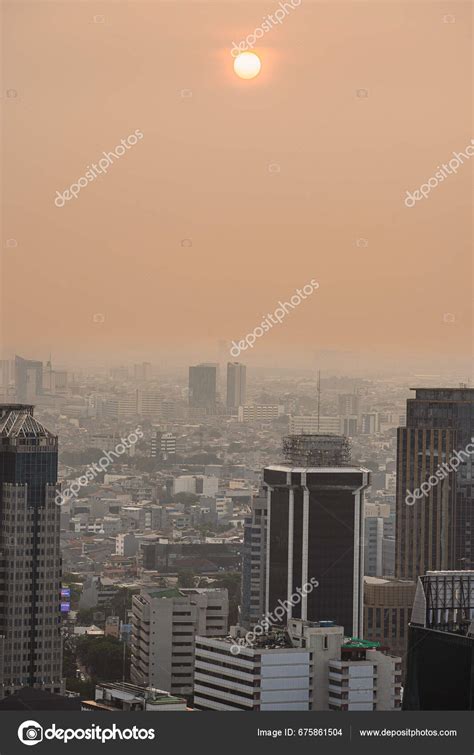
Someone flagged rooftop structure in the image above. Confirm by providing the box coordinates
[282,433,351,466]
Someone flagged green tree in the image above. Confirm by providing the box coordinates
[213,572,241,625]
[177,569,196,588]
[76,636,130,682]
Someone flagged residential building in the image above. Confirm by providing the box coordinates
[238,405,284,423]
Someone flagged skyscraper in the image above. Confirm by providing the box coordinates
[240,492,267,628]
[0,405,63,697]
[188,363,218,412]
[15,355,43,402]
[396,387,474,580]
[226,362,246,412]
[263,435,370,636]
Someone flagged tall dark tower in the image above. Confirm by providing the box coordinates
[188,363,218,413]
[0,405,63,697]
[263,435,370,637]
[396,387,474,580]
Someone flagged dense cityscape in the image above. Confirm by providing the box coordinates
[0,355,472,714]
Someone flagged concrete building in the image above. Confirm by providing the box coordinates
[238,405,284,423]
[14,356,43,402]
[172,475,218,497]
[226,362,246,413]
[79,576,118,610]
[0,404,63,698]
[131,588,228,697]
[84,682,187,712]
[240,493,267,628]
[116,533,139,558]
[338,393,360,417]
[289,416,341,435]
[193,633,312,711]
[194,620,401,711]
[327,639,401,711]
[361,413,380,434]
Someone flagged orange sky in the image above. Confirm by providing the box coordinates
[2,1,473,369]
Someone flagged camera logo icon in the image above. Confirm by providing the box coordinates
[18,720,44,746]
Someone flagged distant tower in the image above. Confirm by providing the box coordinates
[15,355,43,402]
[188,363,218,413]
[0,405,63,697]
[226,362,246,413]
[263,434,370,636]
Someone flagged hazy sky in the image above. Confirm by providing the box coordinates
[3,1,473,369]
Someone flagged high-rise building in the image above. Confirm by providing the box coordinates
[240,492,267,628]
[134,362,152,382]
[0,405,63,698]
[15,356,43,402]
[263,435,370,636]
[188,363,218,412]
[338,393,360,417]
[361,412,380,434]
[226,362,246,412]
[130,588,228,697]
[396,387,474,579]
[403,571,474,710]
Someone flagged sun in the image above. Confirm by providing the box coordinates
[233,52,261,80]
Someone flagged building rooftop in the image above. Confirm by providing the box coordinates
[343,637,381,649]
[0,404,56,439]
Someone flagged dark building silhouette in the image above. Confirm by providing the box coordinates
[263,435,370,636]
[0,405,63,698]
[188,363,218,412]
[403,571,474,710]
